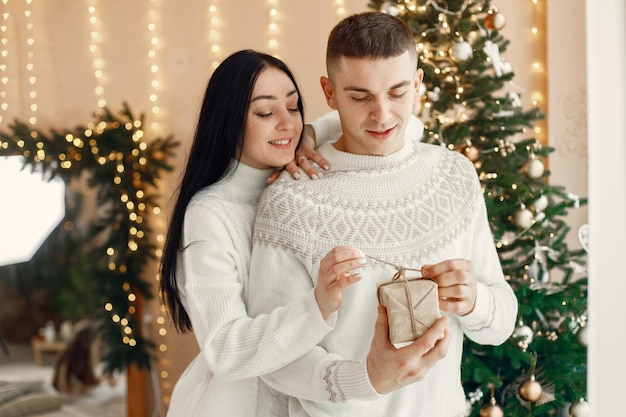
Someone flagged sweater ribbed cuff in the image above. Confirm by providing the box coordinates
[457,283,495,331]
[303,289,336,330]
[335,360,383,401]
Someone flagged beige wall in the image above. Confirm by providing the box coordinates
[0,0,589,413]
[586,1,626,414]
[497,0,588,250]
[547,0,588,249]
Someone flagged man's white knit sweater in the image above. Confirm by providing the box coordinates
[248,120,518,417]
[167,162,335,417]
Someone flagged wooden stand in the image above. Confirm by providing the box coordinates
[127,291,147,417]
[31,337,67,365]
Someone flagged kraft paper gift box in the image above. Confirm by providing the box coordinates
[377,268,441,344]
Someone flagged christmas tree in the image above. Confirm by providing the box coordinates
[368,1,589,416]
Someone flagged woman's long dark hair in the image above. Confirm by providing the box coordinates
[160,50,305,332]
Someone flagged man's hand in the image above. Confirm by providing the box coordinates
[268,125,330,184]
[367,307,451,394]
[315,246,366,319]
[422,259,478,316]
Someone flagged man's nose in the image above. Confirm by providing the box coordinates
[370,97,391,123]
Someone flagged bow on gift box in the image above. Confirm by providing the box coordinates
[373,258,441,345]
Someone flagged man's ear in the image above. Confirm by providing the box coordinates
[320,76,338,110]
[413,68,424,105]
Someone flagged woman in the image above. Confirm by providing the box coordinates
[160,50,366,416]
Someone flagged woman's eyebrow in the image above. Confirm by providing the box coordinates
[251,89,298,102]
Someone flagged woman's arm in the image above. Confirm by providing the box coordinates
[181,202,362,381]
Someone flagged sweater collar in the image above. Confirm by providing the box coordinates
[219,159,274,204]
[319,135,416,171]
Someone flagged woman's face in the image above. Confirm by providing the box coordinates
[240,66,302,170]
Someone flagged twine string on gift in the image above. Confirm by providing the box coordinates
[366,255,422,341]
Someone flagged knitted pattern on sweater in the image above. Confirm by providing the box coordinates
[254,140,480,268]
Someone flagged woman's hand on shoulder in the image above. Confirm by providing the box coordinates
[267,125,330,184]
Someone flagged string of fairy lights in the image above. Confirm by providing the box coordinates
[0,0,10,126]
[143,0,173,408]
[266,0,280,53]
[146,0,162,133]
[0,0,36,127]
[86,0,106,109]
[530,0,547,145]
[207,1,222,70]
[0,0,550,410]
[22,0,35,126]
[334,0,347,18]
[85,0,133,348]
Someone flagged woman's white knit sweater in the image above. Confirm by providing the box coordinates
[166,162,335,417]
[248,124,518,417]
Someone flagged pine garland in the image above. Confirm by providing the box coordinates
[0,103,179,373]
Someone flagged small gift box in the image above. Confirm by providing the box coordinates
[377,267,441,344]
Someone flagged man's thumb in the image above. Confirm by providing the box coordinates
[375,305,389,332]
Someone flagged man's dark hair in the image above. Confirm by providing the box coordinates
[326,12,417,77]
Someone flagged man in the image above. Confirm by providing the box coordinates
[248,11,518,417]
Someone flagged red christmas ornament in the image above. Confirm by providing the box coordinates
[484,12,506,31]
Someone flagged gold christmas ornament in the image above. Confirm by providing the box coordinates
[460,143,480,162]
[480,397,504,417]
[519,354,543,402]
[519,375,543,402]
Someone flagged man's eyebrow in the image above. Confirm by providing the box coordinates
[343,80,411,93]
[251,89,298,102]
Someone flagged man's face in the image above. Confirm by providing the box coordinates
[321,51,422,156]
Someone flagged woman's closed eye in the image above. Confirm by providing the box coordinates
[257,106,300,118]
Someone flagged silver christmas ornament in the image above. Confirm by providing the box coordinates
[513,322,534,346]
[450,39,473,62]
[427,87,441,102]
[524,158,545,179]
[380,1,399,16]
[528,260,549,283]
[418,83,427,97]
[514,208,533,229]
[569,398,590,417]
[533,195,549,212]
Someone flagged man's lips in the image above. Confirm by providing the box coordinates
[367,126,395,139]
